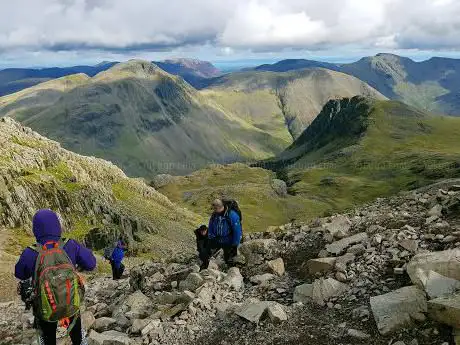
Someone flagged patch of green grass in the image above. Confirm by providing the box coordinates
[66,216,101,242]
[7,228,34,255]
[11,135,43,149]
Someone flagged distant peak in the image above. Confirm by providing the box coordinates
[95,60,168,81]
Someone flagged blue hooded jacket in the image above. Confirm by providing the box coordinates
[208,209,242,246]
[111,241,125,268]
[14,209,97,280]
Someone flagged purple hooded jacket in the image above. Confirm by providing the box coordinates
[15,209,97,281]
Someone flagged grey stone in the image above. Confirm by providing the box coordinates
[323,215,352,239]
[311,278,348,306]
[407,249,460,288]
[87,330,132,345]
[428,204,443,217]
[267,258,285,276]
[293,284,313,303]
[81,311,96,331]
[179,273,204,292]
[235,301,268,323]
[250,273,275,285]
[306,257,336,275]
[428,293,460,329]
[266,302,288,323]
[424,271,460,299]
[370,286,427,335]
[93,317,117,332]
[347,329,371,340]
[326,233,368,255]
[223,267,244,291]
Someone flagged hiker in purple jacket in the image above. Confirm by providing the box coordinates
[15,209,96,345]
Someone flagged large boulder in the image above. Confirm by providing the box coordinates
[424,271,460,299]
[88,330,132,345]
[407,249,460,289]
[306,257,337,275]
[323,215,352,239]
[326,233,368,255]
[293,284,313,303]
[235,301,269,323]
[312,278,348,306]
[235,301,287,324]
[370,286,427,335]
[271,179,288,197]
[179,273,204,292]
[223,267,244,290]
[81,311,96,331]
[428,293,460,329]
[93,317,117,332]
[240,239,277,266]
[267,258,285,276]
[293,278,347,306]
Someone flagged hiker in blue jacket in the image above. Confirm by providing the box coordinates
[110,237,126,280]
[203,199,242,269]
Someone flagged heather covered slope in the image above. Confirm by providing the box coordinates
[202,68,386,139]
[0,60,290,176]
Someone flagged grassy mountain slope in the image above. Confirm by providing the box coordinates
[155,163,325,233]
[0,60,289,177]
[279,96,460,211]
[201,68,386,139]
[256,53,460,115]
[158,96,460,232]
[0,117,202,259]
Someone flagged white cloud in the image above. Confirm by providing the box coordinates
[0,0,459,57]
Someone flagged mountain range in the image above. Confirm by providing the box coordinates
[0,60,383,176]
[0,58,221,97]
[255,53,460,116]
[1,53,460,180]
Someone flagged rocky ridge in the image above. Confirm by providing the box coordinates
[3,178,460,344]
[0,117,200,258]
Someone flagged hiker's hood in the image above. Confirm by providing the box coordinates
[32,209,62,243]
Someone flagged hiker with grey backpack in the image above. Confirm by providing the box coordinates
[202,199,243,270]
[15,209,96,345]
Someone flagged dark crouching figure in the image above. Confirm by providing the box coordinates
[195,225,209,270]
[15,209,96,345]
[201,199,242,269]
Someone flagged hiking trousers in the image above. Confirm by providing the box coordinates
[36,316,87,345]
[201,241,238,270]
[110,260,125,280]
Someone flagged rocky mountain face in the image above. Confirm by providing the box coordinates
[0,60,290,176]
[0,117,201,258]
[3,178,460,345]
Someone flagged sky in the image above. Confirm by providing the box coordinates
[1,0,460,68]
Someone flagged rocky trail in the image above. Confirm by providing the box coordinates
[2,180,460,345]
